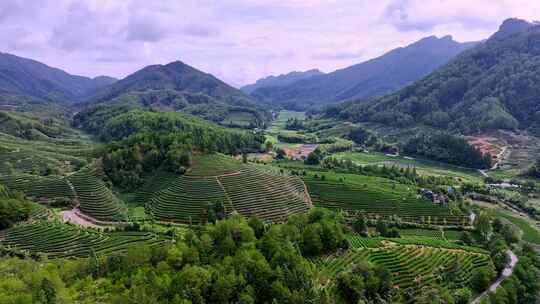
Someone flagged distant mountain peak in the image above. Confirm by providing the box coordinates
[330,17,540,134]
[84,59,268,126]
[247,35,478,110]
[241,69,324,94]
[0,52,116,103]
[490,18,535,40]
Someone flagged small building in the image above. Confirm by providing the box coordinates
[418,188,449,206]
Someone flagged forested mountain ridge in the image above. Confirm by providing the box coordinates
[249,36,477,110]
[83,60,270,126]
[0,52,116,103]
[241,69,324,94]
[325,18,540,135]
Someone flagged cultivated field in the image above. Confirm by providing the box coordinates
[0,221,164,258]
[333,151,483,183]
[304,172,470,226]
[317,235,493,296]
[145,154,311,223]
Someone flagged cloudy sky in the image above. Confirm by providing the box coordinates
[1,0,539,87]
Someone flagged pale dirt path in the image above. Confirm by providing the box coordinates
[478,146,509,178]
[61,208,101,228]
[471,250,518,304]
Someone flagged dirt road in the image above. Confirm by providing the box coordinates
[471,250,518,304]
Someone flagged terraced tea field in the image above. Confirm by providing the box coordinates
[146,154,311,223]
[318,235,493,295]
[0,165,126,222]
[67,166,126,221]
[0,132,95,175]
[0,221,164,258]
[304,173,469,226]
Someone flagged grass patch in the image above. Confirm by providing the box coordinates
[333,151,483,183]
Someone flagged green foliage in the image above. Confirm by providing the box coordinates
[0,185,32,229]
[352,215,368,236]
[0,215,323,303]
[79,108,264,190]
[336,262,392,303]
[527,157,540,178]
[485,246,540,304]
[403,132,492,169]
[471,267,496,292]
[285,117,305,130]
[475,212,492,242]
[0,111,78,140]
[348,126,378,147]
[305,149,322,165]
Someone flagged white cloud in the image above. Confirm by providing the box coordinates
[0,0,537,86]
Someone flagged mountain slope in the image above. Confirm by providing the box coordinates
[0,52,116,103]
[250,36,478,110]
[241,69,324,94]
[85,61,269,127]
[326,19,540,135]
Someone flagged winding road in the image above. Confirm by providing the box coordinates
[471,250,518,304]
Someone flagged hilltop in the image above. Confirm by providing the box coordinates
[84,61,270,127]
[0,52,116,103]
[249,36,477,110]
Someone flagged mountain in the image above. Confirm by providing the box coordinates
[0,52,116,103]
[85,61,269,127]
[241,69,324,94]
[249,36,478,110]
[325,18,540,135]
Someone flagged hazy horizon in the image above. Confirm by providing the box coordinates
[1,0,539,87]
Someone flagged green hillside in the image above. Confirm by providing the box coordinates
[0,111,79,140]
[0,52,115,103]
[327,19,540,134]
[304,172,469,226]
[84,61,269,127]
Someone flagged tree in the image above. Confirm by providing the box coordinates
[301,224,323,256]
[172,265,212,304]
[38,278,56,304]
[460,231,474,245]
[275,148,286,160]
[475,212,492,242]
[453,288,472,304]
[471,267,495,292]
[248,217,265,239]
[349,127,376,146]
[375,218,388,237]
[305,149,322,165]
[353,215,369,236]
[336,271,365,304]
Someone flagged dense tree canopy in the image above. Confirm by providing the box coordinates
[0,185,32,229]
[402,133,492,169]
